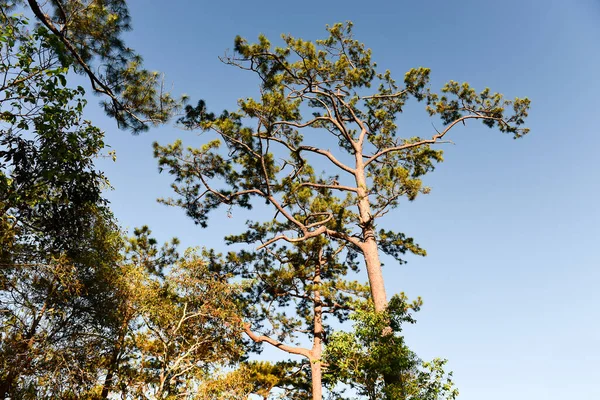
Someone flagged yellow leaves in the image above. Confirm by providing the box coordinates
[106,13,119,25]
[200,139,221,153]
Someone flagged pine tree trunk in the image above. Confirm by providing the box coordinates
[310,261,324,400]
[355,157,388,312]
[362,237,388,312]
[310,359,323,400]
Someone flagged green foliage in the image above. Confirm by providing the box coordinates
[241,360,312,399]
[221,221,371,398]
[324,295,459,400]
[2,1,180,132]
[0,12,109,256]
[0,13,129,397]
[0,208,125,399]
[155,21,529,267]
[155,21,529,398]
[1,15,243,398]
[225,222,369,341]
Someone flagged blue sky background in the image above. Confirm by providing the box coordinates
[85,0,600,398]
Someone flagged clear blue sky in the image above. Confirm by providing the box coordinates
[88,0,600,398]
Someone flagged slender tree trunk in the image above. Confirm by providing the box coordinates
[0,372,16,399]
[310,358,323,400]
[100,368,115,399]
[310,260,324,400]
[101,333,123,398]
[101,305,131,398]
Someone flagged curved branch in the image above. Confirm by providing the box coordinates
[257,134,356,175]
[364,114,494,166]
[244,323,310,358]
[256,225,328,250]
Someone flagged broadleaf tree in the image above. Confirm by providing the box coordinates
[1,12,244,399]
[324,294,459,399]
[98,229,246,400]
[0,12,125,396]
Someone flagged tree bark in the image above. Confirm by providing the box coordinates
[310,358,323,400]
[355,155,388,312]
[310,261,324,400]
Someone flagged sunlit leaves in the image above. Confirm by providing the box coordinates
[324,295,458,400]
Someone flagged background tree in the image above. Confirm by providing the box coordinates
[0,12,108,257]
[0,13,125,397]
[2,0,179,132]
[95,228,246,400]
[1,15,244,398]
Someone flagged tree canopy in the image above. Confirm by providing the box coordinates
[154,22,529,398]
[155,21,529,313]
[1,5,532,398]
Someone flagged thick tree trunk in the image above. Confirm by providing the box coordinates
[362,238,388,312]
[355,157,388,312]
[310,359,323,400]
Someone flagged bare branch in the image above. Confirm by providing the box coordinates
[244,323,310,358]
[298,182,358,193]
[365,114,494,166]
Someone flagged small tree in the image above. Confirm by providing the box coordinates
[97,228,246,400]
[222,216,370,399]
[324,295,459,399]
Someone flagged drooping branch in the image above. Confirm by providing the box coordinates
[26,2,125,114]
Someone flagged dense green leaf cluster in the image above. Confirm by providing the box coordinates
[325,295,458,400]
[1,14,108,257]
